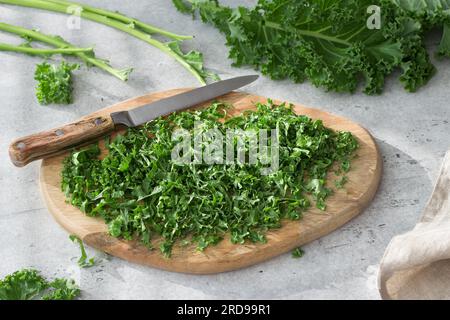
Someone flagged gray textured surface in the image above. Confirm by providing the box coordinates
[0,0,449,300]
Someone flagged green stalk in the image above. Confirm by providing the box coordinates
[0,22,132,81]
[0,0,207,84]
[265,21,351,46]
[45,0,193,40]
[0,42,93,54]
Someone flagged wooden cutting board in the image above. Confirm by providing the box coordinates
[40,89,382,274]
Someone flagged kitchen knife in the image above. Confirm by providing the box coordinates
[9,75,258,167]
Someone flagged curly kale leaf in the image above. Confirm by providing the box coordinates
[42,278,80,300]
[34,61,79,105]
[393,0,450,55]
[0,269,80,300]
[0,269,48,300]
[173,0,442,94]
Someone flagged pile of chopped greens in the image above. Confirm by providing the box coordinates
[61,101,358,257]
[0,269,80,300]
[34,61,78,105]
[173,0,450,94]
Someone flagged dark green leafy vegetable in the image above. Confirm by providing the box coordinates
[0,269,80,300]
[392,0,450,63]
[69,235,96,268]
[34,61,78,105]
[172,0,450,94]
[61,100,358,257]
[292,247,304,259]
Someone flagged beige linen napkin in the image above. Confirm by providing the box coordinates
[379,151,450,299]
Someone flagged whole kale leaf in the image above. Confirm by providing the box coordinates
[173,0,448,94]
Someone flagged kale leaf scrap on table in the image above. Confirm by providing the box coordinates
[0,269,80,300]
[61,101,358,257]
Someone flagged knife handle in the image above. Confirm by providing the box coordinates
[9,114,115,167]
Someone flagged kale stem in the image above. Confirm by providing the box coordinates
[0,42,93,54]
[44,0,193,41]
[264,21,351,46]
[343,25,367,42]
[0,0,207,84]
[0,22,132,81]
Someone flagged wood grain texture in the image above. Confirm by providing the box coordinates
[9,114,115,167]
[40,89,382,274]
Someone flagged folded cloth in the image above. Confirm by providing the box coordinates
[379,151,450,299]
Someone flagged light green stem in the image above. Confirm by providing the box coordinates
[45,0,192,40]
[0,22,131,81]
[0,42,93,54]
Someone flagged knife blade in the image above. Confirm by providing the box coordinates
[111,75,259,127]
[9,75,258,167]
